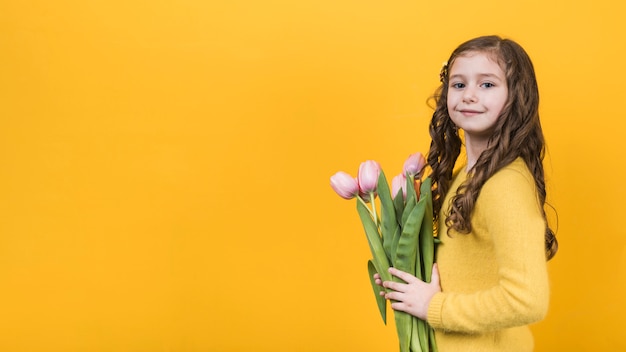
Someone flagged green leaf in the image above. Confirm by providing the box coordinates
[418,178,435,282]
[429,325,438,352]
[410,316,424,352]
[377,170,399,264]
[394,188,416,263]
[392,188,405,227]
[395,311,412,352]
[405,173,418,203]
[394,197,427,276]
[402,177,417,225]
[417,317,429,352]
[367,260,386,324]
[356,200,391,282]
[389,225,401,267]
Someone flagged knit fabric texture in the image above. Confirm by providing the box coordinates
[427,158,550,352]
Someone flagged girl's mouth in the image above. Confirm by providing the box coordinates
[460,109,483,116]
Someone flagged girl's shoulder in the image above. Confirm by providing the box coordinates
[478,158,542,216]
[499,157,533,177]
[483,158,535,194]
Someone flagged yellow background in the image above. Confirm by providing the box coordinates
[1,0,625,351]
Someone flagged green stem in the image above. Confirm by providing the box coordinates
[369,191,379,226]
[357,196,377,223]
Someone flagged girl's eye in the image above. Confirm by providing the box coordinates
[481,82,495,88]
[451,83,465,89]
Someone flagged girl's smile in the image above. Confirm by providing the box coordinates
[447,52,508,144]
[458,109,484,117]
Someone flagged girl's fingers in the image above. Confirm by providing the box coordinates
[382,280,404,292]
[388,267,417,284]
[389,301,407,312]
[384,291,399,301]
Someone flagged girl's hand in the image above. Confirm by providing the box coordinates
[373,272,383,288]
[381,264,441,320]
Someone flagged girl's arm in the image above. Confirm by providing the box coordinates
[426,165,550,333]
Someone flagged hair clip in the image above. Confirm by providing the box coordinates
[439,61,448,83]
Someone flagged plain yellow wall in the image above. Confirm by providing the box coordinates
[1,0,625,351]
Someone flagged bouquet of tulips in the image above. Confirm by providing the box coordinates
[330,153,438,352]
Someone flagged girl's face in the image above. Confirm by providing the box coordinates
[447,52,508,143]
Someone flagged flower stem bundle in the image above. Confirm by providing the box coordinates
[330,153,438,352]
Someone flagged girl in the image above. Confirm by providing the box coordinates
[375,35,558,351]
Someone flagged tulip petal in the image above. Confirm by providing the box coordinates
[358,160,380,193]
[330,171,359,199]
[403,152,426,178]
[391,174,406,200]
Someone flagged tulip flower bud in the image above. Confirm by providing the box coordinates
[330,171,359,200]
[358,160,380,194]
[403,152,426,179]
[359,190,372,203]
[391,173,407,199]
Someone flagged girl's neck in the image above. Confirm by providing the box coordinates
[464,134,489,171]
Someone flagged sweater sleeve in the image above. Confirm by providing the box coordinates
[427,164,550,333]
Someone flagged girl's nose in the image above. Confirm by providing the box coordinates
[462,88,477,103]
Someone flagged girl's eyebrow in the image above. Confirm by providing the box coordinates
[449,73,504,81]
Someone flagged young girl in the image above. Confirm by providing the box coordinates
[375,35,558,351]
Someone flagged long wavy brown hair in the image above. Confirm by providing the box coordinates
[427,35,558,260]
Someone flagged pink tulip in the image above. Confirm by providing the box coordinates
[358,160,380,194]
[391,173,407,199]
[330,171,359,200]
[403,152,426,178]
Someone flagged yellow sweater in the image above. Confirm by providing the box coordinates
[427,158,550,351]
